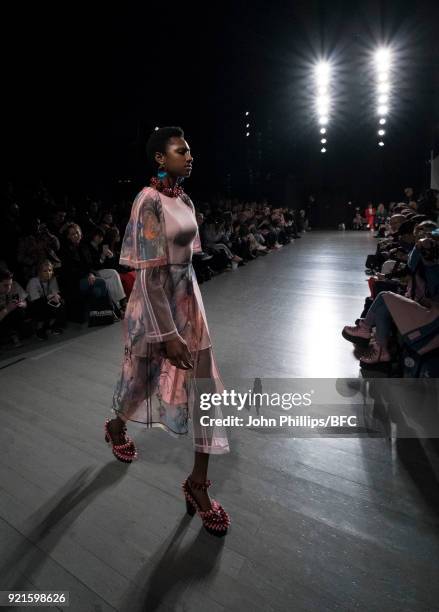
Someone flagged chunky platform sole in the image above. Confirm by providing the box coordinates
[182,477,231,537]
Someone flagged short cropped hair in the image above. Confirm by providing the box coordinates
[146,126,184,168]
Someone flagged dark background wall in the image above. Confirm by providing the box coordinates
[4,1,439,218]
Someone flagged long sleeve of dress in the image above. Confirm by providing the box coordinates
[119,188,167,269]
[136,266,181,343]
[120,188,183,351]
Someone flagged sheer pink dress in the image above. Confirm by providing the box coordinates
[112,185,230,454]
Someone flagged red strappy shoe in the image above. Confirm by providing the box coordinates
[104,418,137,463]
[182,476,231,537]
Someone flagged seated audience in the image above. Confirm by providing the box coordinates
[0,268,28,348]
[80,227,127,316]
[342,219,439,369]
[58,223,115,323]
[0,179,337,353]
[201,217,244,269]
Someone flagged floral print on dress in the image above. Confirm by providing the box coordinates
[120,188,168,269]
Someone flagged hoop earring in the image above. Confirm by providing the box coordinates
[157,165,168,180]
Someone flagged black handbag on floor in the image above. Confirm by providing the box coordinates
[87,294,115,327]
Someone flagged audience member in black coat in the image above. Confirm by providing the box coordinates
[58,223,112,322]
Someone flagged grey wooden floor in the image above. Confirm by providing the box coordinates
[1,231,438,612]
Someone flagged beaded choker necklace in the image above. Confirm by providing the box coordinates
[150,176,184,198]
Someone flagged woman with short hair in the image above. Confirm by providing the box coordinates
[105,126,231,536]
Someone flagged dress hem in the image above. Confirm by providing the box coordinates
[112,409,230,454]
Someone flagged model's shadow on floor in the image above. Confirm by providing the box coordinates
[0,463,128,590]
[122,514,225,612]
[0,462,227,610]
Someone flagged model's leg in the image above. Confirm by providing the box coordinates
[187,347,218,511]
[189,451,211,511]
[107,413,128,444]
[108,351,152,444]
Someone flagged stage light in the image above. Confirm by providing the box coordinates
[315,62,331,86]
[321,138,327,144]
[373,47,392,143]
[246,132,250,137]
[375,48,391,69]
[246,123,250,128]
[245,111,249,116]
[154,126,159,131]
[321,147,326,153]
[377,82,390,94]
[313,61,333,150]
[316,94,330,111]
[377,69,389,80]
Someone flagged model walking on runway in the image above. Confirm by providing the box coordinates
[104,127,231,536]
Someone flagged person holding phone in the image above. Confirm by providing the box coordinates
[26,260,66,340]
[105,126,231,537]
[0,268,28,348]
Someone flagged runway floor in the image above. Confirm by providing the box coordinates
[1,231,438,611]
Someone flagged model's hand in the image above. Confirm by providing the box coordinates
[164,336,194,370]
